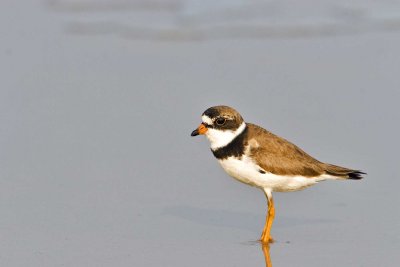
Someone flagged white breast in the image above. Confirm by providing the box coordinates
[218,156,329,192]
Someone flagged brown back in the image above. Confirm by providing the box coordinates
[247,123,326,177]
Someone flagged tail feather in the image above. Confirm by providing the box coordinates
[324,163,366,180]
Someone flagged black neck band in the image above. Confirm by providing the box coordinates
[211,126,248,160]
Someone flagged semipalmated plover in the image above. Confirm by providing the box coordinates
[191,105,365,243]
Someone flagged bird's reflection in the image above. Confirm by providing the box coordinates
[261,243,272,267]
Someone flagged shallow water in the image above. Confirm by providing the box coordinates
[1,1,400,266]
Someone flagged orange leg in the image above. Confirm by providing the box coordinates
[260,193,275,244]
[261,243,272,267]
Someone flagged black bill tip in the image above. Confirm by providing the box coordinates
[191,129,199,136]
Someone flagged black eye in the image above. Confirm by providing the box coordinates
[216,117,226,125]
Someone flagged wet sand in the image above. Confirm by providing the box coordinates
[1,1,399,266]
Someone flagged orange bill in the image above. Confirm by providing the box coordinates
[191,123,208,136]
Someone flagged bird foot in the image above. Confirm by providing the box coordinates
[259,236,275,244]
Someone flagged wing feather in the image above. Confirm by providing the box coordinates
[246,123,364,179]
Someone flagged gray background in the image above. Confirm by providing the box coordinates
[1,1,400,266]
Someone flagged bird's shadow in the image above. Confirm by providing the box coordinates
[162,205,337,233]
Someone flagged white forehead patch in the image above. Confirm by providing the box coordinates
[201,115,213,125]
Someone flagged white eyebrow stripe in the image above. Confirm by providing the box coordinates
[202,115,213,125]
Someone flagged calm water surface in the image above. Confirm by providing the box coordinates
[1,1,399,266]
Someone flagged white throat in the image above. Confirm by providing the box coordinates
[206,122,246,150]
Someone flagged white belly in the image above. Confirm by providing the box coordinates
[218,156,328,192]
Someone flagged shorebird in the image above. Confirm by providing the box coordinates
[191,105,365,243]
